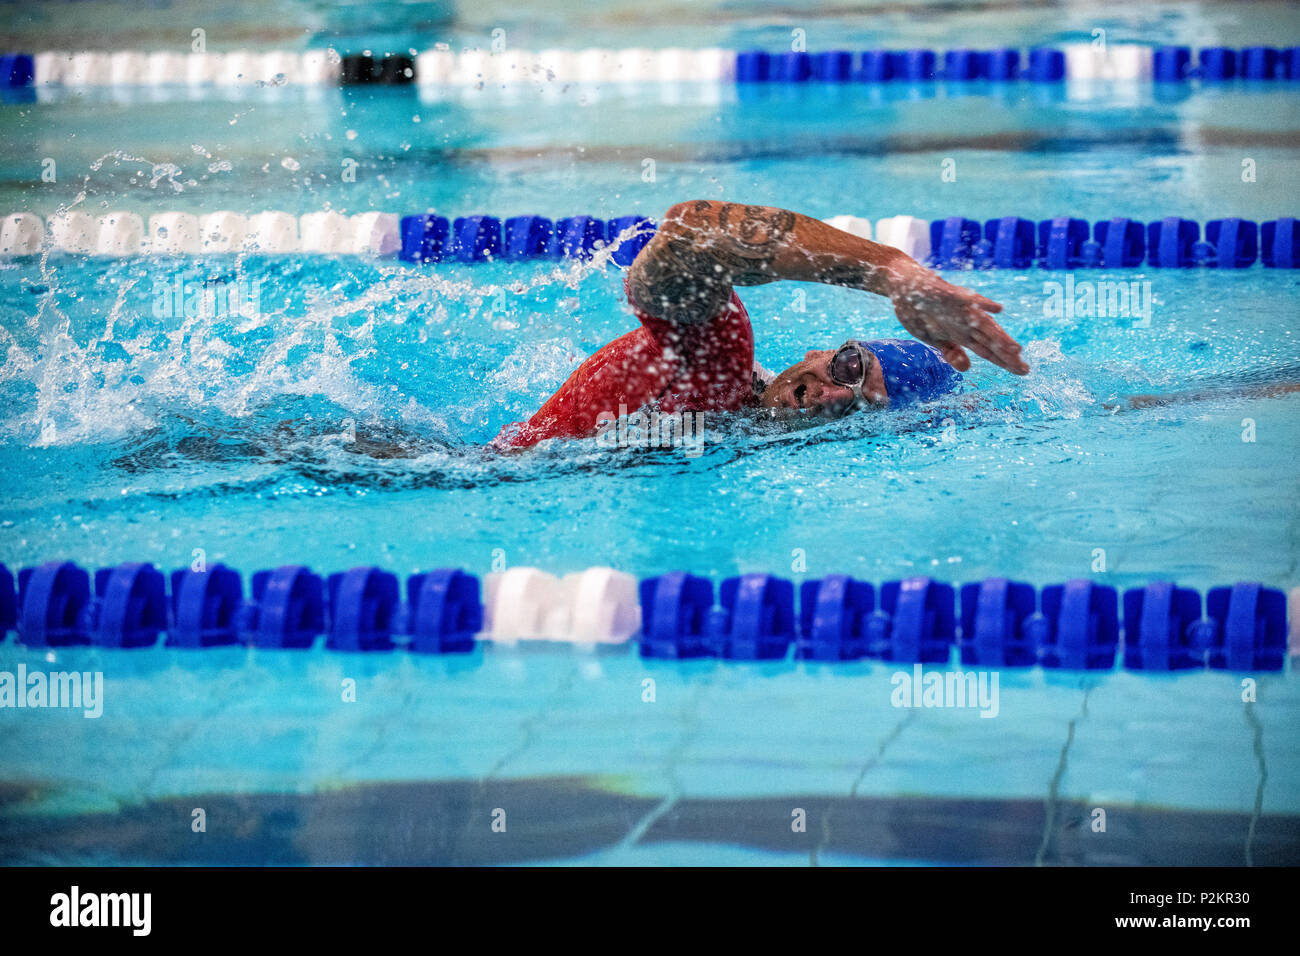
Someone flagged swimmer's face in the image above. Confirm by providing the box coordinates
[761,347,888,416]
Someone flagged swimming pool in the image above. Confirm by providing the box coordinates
[1,0,1298,866]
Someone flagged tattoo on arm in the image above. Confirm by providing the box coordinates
[627,200,906,323]
[711,203,798,279]
[626,229,732,323]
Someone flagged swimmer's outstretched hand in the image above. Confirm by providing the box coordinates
[625,200,1029,374]
[887,264,1029,375]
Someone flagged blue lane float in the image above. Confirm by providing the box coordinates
[0,53,33,87]
[1206,583,1287,671]
[895,49,937,81]
[1285,48,1300,82]
[987,49,1022,81]
[78,562,481,653]
[1094,218,1147,268]
[246,565,325,649]
[168,564,242,648]
[15,561,92,647]
[959,578,1038,667]
[0,563,15,634]
[1038,217,1090,269]
[770,52,812,83]
[399,213,647,265]
[1199,47,1237,81]
[1154,46,1192,82]
[1122,582,1207,670]
[1028,48,1066,82]
[504,215,554,261]
[606,215,654,266]
[1038,580,1119,670]
[735,51,771,83]
[714,574,796,660]
[1241,47,1282,80]
[746,48,969,83]
[812,50,852,82]
[921,216,1293,270]
[326,566,400,652]
[405,569,481,654]
[797,575,875,661]
[0,561,1291,671]
[1203,218,1258,268]
[399,214,451,263]
[735,42,1300,87]
[1146,217,1199,267]
[852,50,895,82]
[451,215,502,262]
[1262,218,1299,267]
[929,217,982,269]
[552,215,605,260]
[639,571,715,659]
[875,578,957,663]
[944,49,985,81]
[91,562,168,648]
[982,216,1036,269]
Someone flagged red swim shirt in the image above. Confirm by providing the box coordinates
[494,278,755,448]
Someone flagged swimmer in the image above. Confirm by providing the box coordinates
[494,200,1031,449]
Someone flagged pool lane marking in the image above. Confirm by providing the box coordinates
[810,708,917,867]
[442,658,581,863]
[331,681,416,779]
[1033,681,1094,866]
[136,664,249,803]
[614,678,709,853]
[1243,692,1269,867]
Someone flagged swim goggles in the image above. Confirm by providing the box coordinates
[827,340,881,406]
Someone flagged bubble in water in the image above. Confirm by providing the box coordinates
[280,156,301,171]
[346,130,358,141]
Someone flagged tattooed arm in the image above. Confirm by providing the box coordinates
[627,200,1028,374]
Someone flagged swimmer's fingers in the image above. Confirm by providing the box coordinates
[936,341,972,372]
[965,335,1020,374]
[959,327,1012,371]
[965,307,1030,374]
[977,330,1030,375]
[930,275,1003,314]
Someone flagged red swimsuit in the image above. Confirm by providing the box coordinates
[495,279,755,448]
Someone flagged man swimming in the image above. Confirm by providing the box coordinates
[112,200,1296,472]
[494,200,1030,449]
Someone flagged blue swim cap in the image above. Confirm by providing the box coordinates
[857,339,963,406]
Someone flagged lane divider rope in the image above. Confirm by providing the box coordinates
[0,560,1290,670]
[2,211,1296,268]
[2,45,1298,89]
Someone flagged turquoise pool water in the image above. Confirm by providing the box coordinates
[1,0,1298,865]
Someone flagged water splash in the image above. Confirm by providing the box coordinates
[0,208,646,460]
